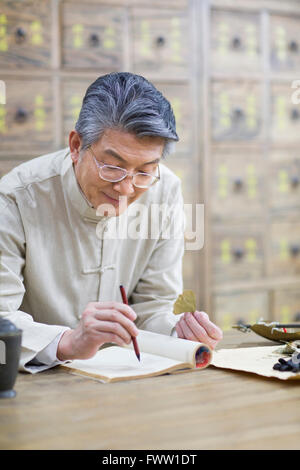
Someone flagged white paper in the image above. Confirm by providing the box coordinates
[211,345,300,381]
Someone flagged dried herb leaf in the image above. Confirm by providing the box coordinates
[173,290,196,315]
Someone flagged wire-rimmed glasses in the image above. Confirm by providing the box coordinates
[88,146,160,189]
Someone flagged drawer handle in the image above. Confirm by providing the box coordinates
[290,244,300,257]
[233,108,244,121]
[290,176,300,187]
[291,109,300,121]
[233,178,243,190]
[289,40,298,52]
[156,36,166,47]
[232,36,242,49]
[14,108,28,123]
[15,27,27,43]
[232,247,244,259]
[89,33,100,47]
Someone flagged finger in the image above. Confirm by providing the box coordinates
[89,301,137,321]
[193,311,223,340]
[91,331,130,348]
[179,317,198,342]
[175,321,185,339]
[184,313,219,349]
[86,319,133,345]
[92,310,139,337]
[184,312,209,341]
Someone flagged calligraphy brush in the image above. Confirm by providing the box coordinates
[119,285,140,361]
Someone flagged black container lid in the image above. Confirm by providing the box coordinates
[0,317,22,335]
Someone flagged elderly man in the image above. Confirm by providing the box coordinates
[0,72,222,373]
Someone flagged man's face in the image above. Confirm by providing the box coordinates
[69,128,164,216]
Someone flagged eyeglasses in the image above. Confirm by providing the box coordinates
[88,146,160,189]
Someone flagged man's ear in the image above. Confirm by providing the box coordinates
[69,130,82,164]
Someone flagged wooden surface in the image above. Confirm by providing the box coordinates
[1,330,300,450]
[1,0,300,322]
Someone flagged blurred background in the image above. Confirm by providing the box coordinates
[0,0,300,330]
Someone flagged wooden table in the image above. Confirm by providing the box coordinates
[1,330,300,450]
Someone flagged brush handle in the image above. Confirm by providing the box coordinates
[119,285,140,361]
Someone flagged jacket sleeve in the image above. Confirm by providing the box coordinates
[129,177,185,336]
[0,194,71,373]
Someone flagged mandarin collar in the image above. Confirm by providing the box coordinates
[61,149,109,224]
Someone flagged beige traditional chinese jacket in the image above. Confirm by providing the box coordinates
[0,148,184,371]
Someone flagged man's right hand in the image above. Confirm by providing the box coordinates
[56,301,138,361]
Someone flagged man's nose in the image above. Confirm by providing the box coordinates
[113,176,135,195]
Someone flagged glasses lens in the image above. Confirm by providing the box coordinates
[133,173,156,188]
[100,165,126,182]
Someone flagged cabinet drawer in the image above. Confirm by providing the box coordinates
[212,225,264,284]
[210,9,261,73]
[62,2,125,69]
[270,82,300,144]
[269,150,300,216]
[0,0,51,68]
[131,8,189,79]
[0,78,53,151]
[0,158,23,179]
[163,158,195,204]
[62,78,95,145]
[211,81,262,142]
[154,83,192,154]
[211,148,265,222]
[268,222,300,277]
[272,288,300,323]
[270,14,300,71]
[213,291,269,331]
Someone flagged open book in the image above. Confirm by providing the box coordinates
[60,330,212,383]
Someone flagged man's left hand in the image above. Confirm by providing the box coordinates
[175,311,223,349]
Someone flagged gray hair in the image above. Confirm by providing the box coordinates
[75,72,178,159]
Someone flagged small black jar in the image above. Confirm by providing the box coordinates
[0,318,22,398]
